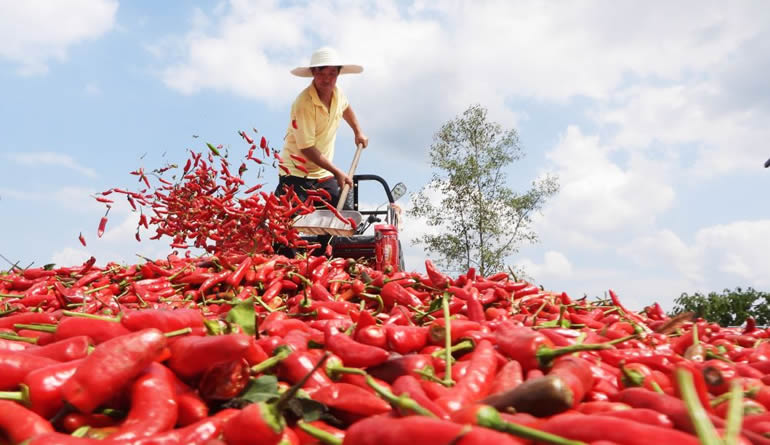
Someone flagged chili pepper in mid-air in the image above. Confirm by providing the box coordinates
[97,216,108,238]
[78,232,87,247]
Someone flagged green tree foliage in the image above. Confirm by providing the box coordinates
[671,287,770,326]
[408,104,559,276]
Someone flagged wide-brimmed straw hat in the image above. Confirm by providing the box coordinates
[290,47,363,78]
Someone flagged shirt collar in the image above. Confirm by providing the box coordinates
[308,83,337,111]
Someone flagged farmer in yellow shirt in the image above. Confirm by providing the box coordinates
[276,47,369,206]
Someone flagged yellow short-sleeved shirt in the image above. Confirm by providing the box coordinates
[280,83,349,179]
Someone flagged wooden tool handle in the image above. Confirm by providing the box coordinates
[336,143,364,210]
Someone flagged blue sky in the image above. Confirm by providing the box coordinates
[1,1,768,311]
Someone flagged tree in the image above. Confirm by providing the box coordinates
[670,287,770,327]
[408,104,559,276]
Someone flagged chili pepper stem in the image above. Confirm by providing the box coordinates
[431,339,474,359]
[442,292,454,386]
[164,327,193,338]
[723,380,744,445]
[675,368,722,445]
[0,332,37,344]
[537,342,611,367]
[251,346,292,374]
[297,422,343,445]
[275,352,330,411]
[475,405,587,445]
[327,364,437,417]
[13,323,56,333]
[606,334,638,345]
[61,310,121,322]
[528,300,548,325]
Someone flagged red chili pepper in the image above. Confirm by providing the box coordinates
[78,232,87,247]
[97,216,108,238]
[241,131,254,145]
[198,358,251,401]
[537,413,700,445]
[223,402,285,445]
[0,399,54,443]
[617,387,727,437]
[166,333,252,380]
[279,351,333,394]
[226,256,252,287]
[21,335,91,362]
[436,339,498,412]
[0,359,81,418]
[489,359,524,395]
[122,308,205,335]
[311,382,391,417]
[341,416,466,445]
[106,363,178,441]
[595,407,674,429]
[326,333,389,368]
[0,350,60,391]
[61,328,167,413]
[496,322,608,372]
[380,281,422,309]
[385,325,428,355]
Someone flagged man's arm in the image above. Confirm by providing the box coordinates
[343,105,368,148]
[300,146,352,190]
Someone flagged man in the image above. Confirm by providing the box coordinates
[276,47,369,206]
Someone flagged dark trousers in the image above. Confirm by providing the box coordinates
[275,175,342,207]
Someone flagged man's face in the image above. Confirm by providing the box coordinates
[312,66,340,96]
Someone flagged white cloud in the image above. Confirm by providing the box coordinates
[51,247,91,267]
[539,125,675,235]
[152,1,765,145]
[695,220,770,288]
[0,0,118,75]
[6,152,98,178]
[519,250,573,281]
[594,83,770,177]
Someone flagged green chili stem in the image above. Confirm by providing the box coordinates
[0,332,38,344]
[606,334,639,346]
[442,291,453,386]
[431,339,474,359]
[164,327,192,338]
[723,380,744,445]
[327,365,436,417]
[296,422,343,445]
[61,310,120,322]
[676,368,722,445]
[476,405,587,445]
[13,323,56,333]
[251,347,292,374]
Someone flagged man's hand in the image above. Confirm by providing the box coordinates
[355,132,369,149]
[334,170,353,192]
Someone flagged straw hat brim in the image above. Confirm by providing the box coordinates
[290,64,364,78]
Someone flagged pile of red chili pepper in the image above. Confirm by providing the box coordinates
[1,252,770,444]
[0,130,767,444]
[85,129,329,256]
